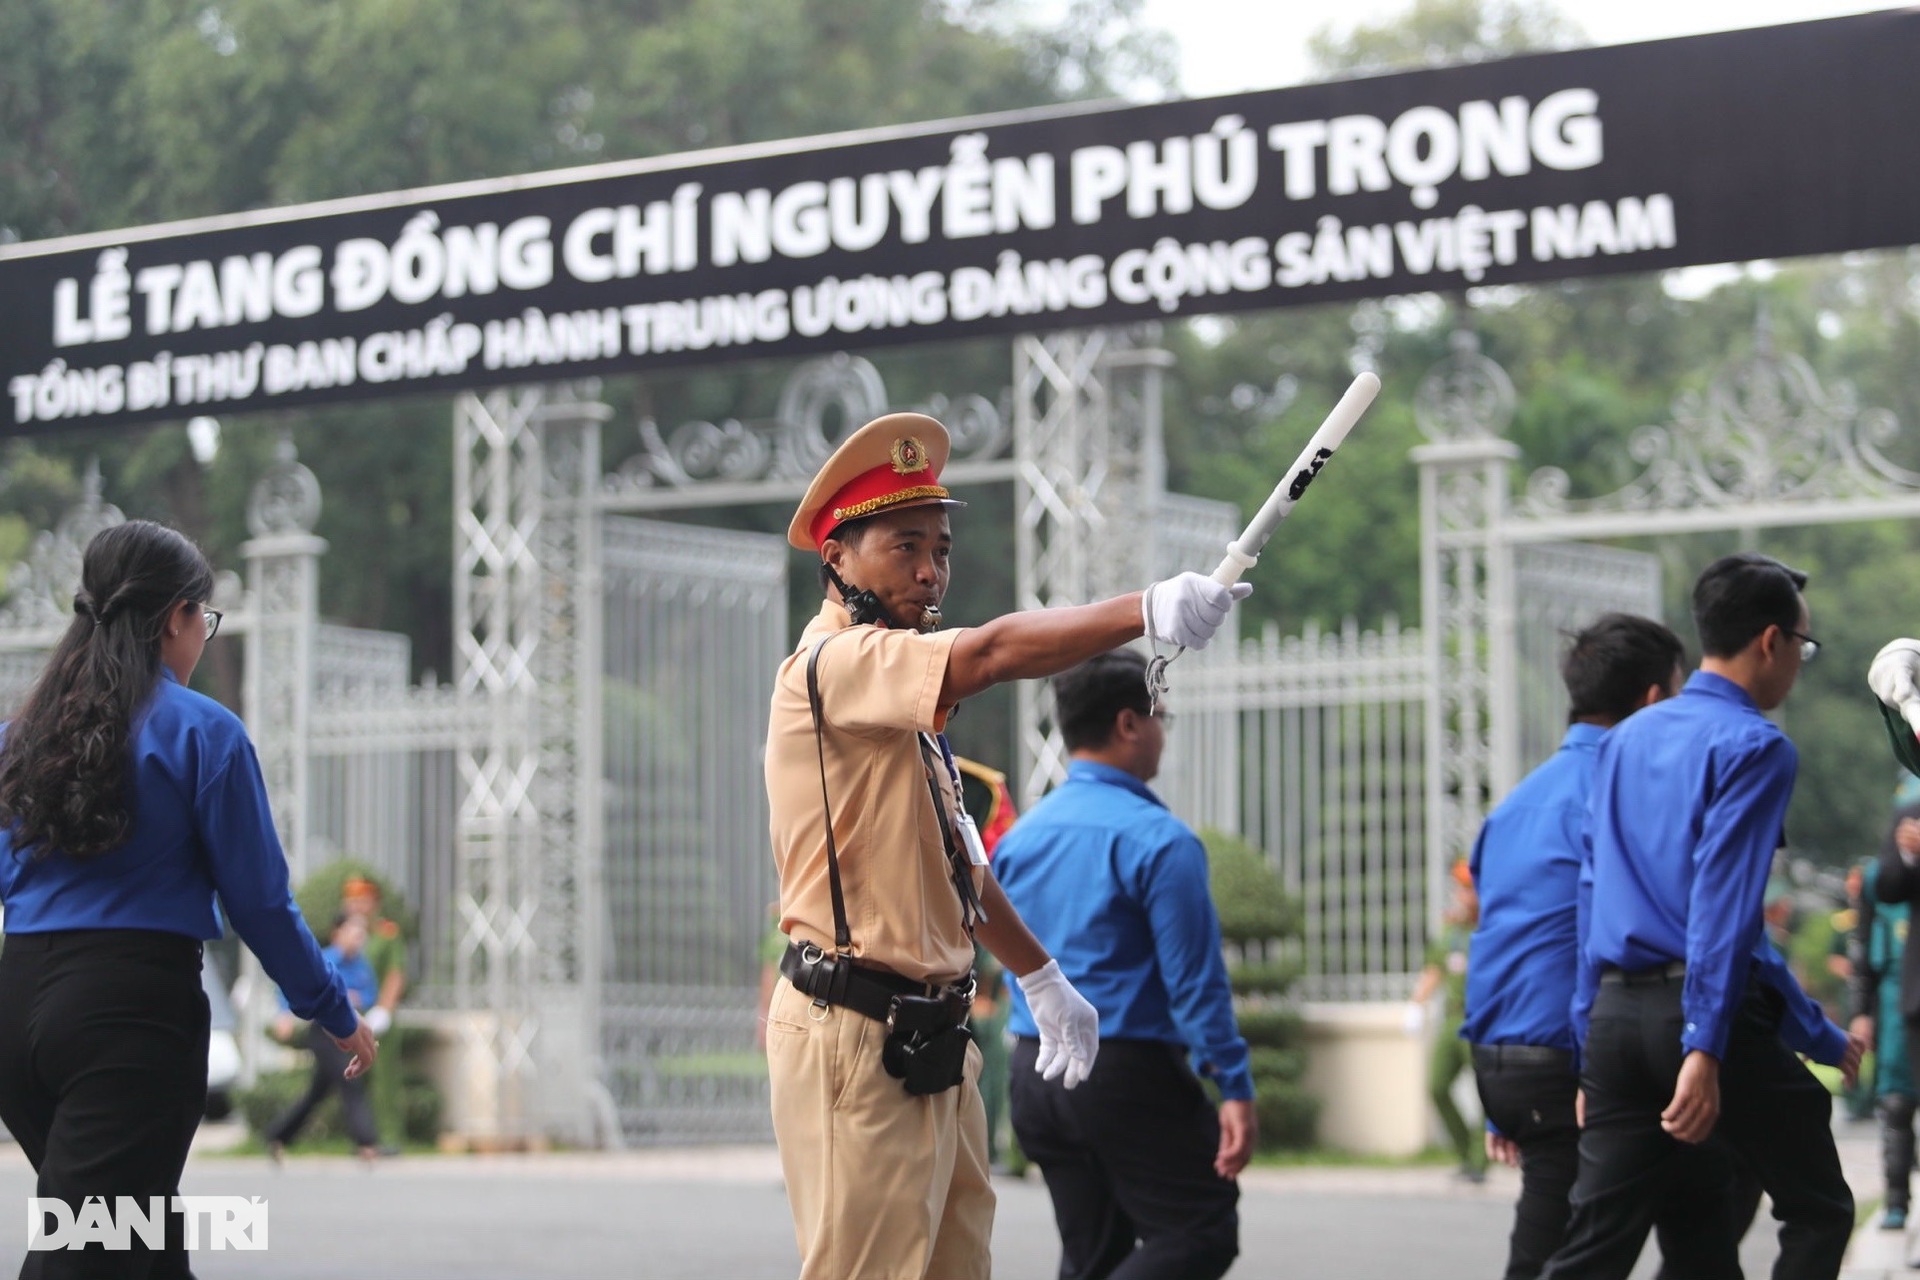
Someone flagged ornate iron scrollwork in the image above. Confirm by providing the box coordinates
[1415,330,1516,443]
[1523,310,1920,516]
[0,459,126,629]
[602,352,1009,497]
[247,433,322,536]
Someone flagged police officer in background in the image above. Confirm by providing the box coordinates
[764,412,1250,1280]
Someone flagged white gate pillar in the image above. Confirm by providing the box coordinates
[242,434,326,882]
[1012,328,1172,807]
[1412,332,1520,933]
[529,387,608,1145]
[449,381,607,1147]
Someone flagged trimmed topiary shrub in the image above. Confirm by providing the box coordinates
[1204,828,1319,1150]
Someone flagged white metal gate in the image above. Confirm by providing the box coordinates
[1177,618,1429,1002]
[599,515,786,1143]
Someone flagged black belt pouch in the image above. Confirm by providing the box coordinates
[881,995,971,1096]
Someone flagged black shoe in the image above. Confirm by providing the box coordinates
[1453,1164,1487,1185]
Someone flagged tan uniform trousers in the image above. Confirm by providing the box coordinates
[767,975,995,1280]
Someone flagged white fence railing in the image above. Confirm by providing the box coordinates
[1171,618,1430,1003]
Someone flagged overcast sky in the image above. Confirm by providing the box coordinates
[1142,0,1892,96]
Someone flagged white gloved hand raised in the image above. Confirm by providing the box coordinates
[1870,638,1920,738]
[364,1006,393,1036]
[1143,572,1253,652]
[1017,959,1099,1090]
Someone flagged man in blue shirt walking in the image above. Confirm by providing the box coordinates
[1543,553,1863,1280]
[1465,612,1686,1278]
[995,649,1251,1280]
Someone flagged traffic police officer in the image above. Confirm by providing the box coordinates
[764,411,1249,1279]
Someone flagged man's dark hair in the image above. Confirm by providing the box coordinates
[1691,552,1808,658]
[1053,649,1152,752]
[1562,613,1686,723]
[814,515,876,592]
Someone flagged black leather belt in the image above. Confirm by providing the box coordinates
[1471,1042,1574,1069]
[1600,960,1687,986]
[779,940,974,1027]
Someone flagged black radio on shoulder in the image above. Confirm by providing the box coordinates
[824,564,891,628]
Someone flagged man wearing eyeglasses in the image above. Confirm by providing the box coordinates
[1541,553,1863,1279]
[992,648,1252,1280]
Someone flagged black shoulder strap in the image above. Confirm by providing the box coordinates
[806,633,853,953]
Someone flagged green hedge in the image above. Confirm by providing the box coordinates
[291,858,416,943]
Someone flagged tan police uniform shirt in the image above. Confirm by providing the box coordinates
[766,599,983,985]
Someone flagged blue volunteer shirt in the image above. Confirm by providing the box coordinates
[994,760,1252,1100]
[282,943,377,1015]
[1574,671,1846,1065]
[1461,722,1604,1053]
[0,669,355,1038]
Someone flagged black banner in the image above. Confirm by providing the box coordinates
[3,11,1918,434]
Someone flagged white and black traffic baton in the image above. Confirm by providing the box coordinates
[1146,371,1383,708]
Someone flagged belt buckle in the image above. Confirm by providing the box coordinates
[797,942,831,1013]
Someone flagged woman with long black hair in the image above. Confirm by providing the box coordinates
[0,519,376,1276]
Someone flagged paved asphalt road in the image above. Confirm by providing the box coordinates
[0,1119,1886,1278]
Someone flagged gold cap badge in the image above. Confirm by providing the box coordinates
[890,436,930,475]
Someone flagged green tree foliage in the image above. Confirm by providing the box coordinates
[1306,0,1584,79]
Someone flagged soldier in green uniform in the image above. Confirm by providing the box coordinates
[1413,861,1486,1182]
[342,876,406,1151]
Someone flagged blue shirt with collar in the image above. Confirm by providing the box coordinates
[994,759,1252,1101]
[281,943,377,1015]
[0,669,355,1038]
[1461,721,1604,1053]
[1573,670,1845,1066]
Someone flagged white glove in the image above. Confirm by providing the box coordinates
[1142,572,1253,652]
[1401,1004,1426,1036]
[364,1006,393,1036]
[1870,639,1920,738]
[1017,959,1099,1089]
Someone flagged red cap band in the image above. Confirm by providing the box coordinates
[809,463,951,550]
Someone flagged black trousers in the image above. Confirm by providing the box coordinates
[0,930,210,1280]
[265,1031,378,1149]
[1880,1092,1916,1214]
[1476,1044,1762,1280]
[1540,976,1853,1280]
[1009,1037,1239,1280]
